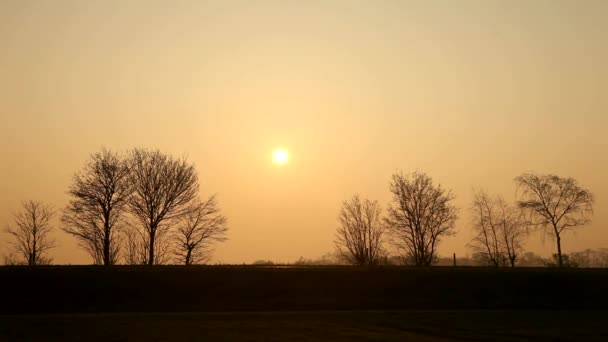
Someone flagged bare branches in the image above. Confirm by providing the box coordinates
[468,190,526,267]
[62,149,131,265]
[515,173,594,268]
[123,221,173,265]
[384,171,457,266]
[127,148,199,265]
[335,194,385,266]
[123,226,148,265]
[4,201,56,266]
[174,195,228,265]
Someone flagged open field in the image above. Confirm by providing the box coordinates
[1,266,608,313]
[1,266,607,340]
[1,310,607,341]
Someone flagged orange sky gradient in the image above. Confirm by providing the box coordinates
[1,0,607,264]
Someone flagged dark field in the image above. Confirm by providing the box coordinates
[1,266,607,313]
[1,266,607,341]
[2,310,607,342]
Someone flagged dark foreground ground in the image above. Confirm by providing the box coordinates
[1,310,607,341]
[1,266,607,340]
[1,266,608,312]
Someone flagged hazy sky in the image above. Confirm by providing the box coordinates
[1,0,607,264]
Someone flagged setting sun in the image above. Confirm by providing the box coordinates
[1,1,608,339]
[272,149,289,165]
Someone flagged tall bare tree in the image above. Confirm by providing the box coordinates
[62,149,131,265]
[335,194,385,266]
[4,201,56,266]
[515,173,594,268]
[123,223,173,265]
[127,148,199,265]
[174,195,228,265]
[385,171,457,266]
[469,190,526,267]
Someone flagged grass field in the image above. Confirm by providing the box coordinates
[1,310,606,341]
[1,266,607,340]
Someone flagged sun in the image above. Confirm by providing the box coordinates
[272,148,289,165]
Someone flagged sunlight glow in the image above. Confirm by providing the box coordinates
[272,149,289,165]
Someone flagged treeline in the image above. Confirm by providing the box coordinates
[1,149,600,268]
[263,248,608,268]
[2,148,228,266]
[335,171,596,268]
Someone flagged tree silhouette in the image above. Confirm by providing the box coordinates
[515,173,593,268]
[123,226,148,265]
[5,201,56,266]
[469,189,526,267]
[335,194,385,266]
[385,171,457,266]
[62,149,131,265]
[127,148,199,265]
[174,195,228,265]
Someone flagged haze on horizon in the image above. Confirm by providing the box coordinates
[1,0,607,264]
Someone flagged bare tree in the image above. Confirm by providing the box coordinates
[385,171,457,266]
[515,173,594,268]
[127,148,199,265]
[123,226,147,265]
[4,201,56,266]
[469,190,526,267]
[62,149,131,265]
[335,194,385,266]
[123,223,173,265]
[174,195,228,265]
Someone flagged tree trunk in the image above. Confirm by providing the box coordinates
[103,226,111,266]
[556,233,563,268]
[185,248,192,266]
[148,230,155,266]
[32,239,37,266]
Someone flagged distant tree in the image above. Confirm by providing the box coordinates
[127,148,199,265]
[518,251,548,267]
[468,190,526,267]
[385,171,457,266]
[174,195,228,265]
[252,260,275,266]
[335,194,385,266]
[547,253,578,268]
[569,248,608,268]
[4,201,56,266]
[62,149,131,265]
[569,249,593,268]
[293,253,343,266]
[515,173,594,268]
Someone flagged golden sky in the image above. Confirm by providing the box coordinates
[1,0,607,264]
